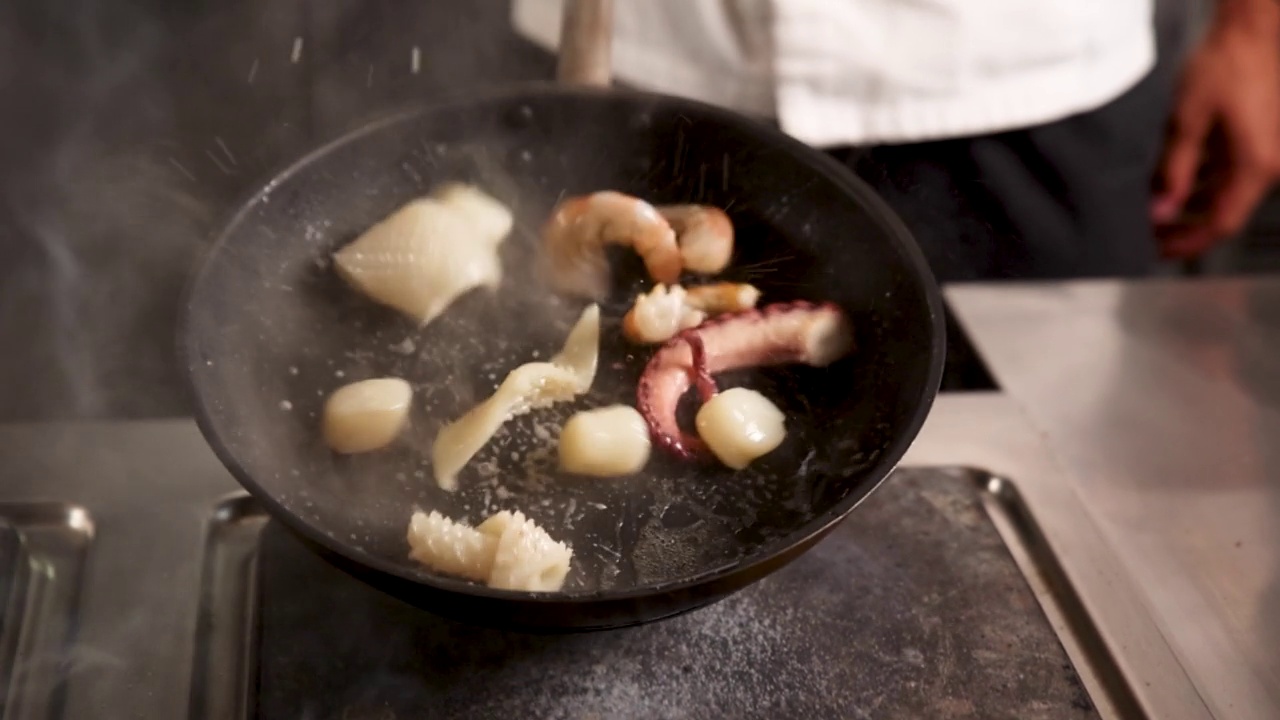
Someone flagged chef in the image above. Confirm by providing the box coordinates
[511,0,1280,281]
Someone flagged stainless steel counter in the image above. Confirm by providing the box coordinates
[0,395,1205,719]
[948,277,1280,720]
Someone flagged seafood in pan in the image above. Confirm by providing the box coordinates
[332,183,512,328]
[319,183,853,591]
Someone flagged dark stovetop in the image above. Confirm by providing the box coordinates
[249,469,1095,720]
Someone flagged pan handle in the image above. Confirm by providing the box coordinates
[556,0,614,87]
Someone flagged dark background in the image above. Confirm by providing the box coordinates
[1,0,1275,423]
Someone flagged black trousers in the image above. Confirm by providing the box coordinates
[828,64,1177,284]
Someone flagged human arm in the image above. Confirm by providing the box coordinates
[1152,0,1280,258]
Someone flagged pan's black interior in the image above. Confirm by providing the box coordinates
[185,86,944,627]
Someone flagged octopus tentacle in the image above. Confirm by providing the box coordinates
[685,331,719,403]
[636,300,854,460]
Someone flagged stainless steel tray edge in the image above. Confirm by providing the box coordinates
[188,493,264,720]
[953,468,1146,720]
[0,502,93,720]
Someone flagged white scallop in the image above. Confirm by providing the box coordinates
[558,405,651,477]
[695,387,787,470]
[322,377,413,454]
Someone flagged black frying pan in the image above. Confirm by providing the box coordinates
[182,0,945,631]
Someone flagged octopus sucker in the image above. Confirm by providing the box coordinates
[636,301,854,460]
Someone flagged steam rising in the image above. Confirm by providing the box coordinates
[0,1,557,422]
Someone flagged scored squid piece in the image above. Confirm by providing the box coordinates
[332,183,514,328]
[406,510,497,582]
[695,387,787,470]
[558,404,652,477]
[406,509,573,592]
[478,510,574,592]
[622,282,762,345]
[322,377,414,454]
[431,304,601,491]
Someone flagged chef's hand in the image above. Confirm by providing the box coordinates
[1152,0,1280,259]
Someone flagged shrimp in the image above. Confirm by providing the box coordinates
[622,281,761,345]
[657,204,735,275]
[541,191,682,300]
[685,282,761,314]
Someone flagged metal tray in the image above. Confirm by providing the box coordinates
[0,503,94,720]
[188,468,1142,720]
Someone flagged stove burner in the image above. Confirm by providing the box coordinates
[192,470,1102,719]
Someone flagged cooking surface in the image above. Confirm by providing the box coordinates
[0,397,1199,719]
[948,278,1280,720]
[242,469,1092,719]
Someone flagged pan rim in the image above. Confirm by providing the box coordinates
[179,82,947,607]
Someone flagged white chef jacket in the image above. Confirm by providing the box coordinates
[512,0,1157,147]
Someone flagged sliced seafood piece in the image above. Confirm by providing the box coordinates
[432,182,515,241]
[333,183,512,327]
[484,510,573,592]
[406,510,498,582]
[431,305,600,490]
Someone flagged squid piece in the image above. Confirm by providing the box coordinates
[478,510,573,592]
[541,191,682,300]
[557,404,652,477]
[622,282,762,345]
[406,509,572,592]
[431,304,600,491]
[406,510,497,582]
[333,183,513,327]
[322,377,413,454]
[695,387,787,470]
